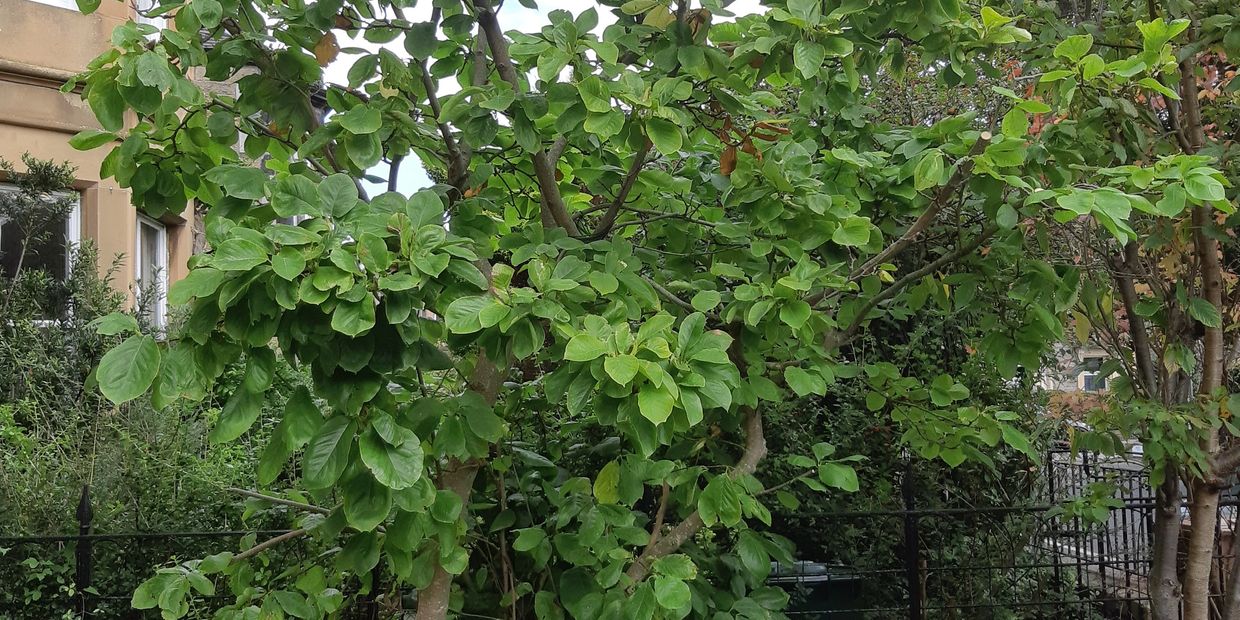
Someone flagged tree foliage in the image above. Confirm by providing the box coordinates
[66,0,1236,617]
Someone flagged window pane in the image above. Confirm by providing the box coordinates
[137,221,164,323]
[0,215,69,281]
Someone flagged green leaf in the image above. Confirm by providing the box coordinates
[512,527,546,552]
[283,386,323,447]
[1053,34,1093,62]
[403,22,438,59]
[69,130,116,150]
[565,333,608,361]
[168,267,228,304]
[87,81,125,132]
[793,40,825,78]
[212,239,268,271]
[1137,77,1180,101]
[337,106,382,134]
[832,216,872,247]
[819,462,859,492]
[430,490,463,523]
[272,248,307,281]
[332,296,376,336]
[914,149,945,191]
[320,174,360,217]
[206,165,268,200]
[691,290,721,312]
[645,118,683,156]
[638,384,675,424]
[272,591,314,619]
[89,312,138,336]
[593,460,620,504]
[578,76,612,113]
[209,388,263,443]
[1185,173,1226,202]
[343,471,392,531]
[653,576,691,610]
[302,416,356,489]
[1189,297,1223,328]
[75,0,101,13]
[604,355,641,385]
[653,555,697,580]
[784,366,826,397]
[98,335,160,404]
[359,427,424,490]
[779,300,812,329]
[192,0,223,28]
[445,295,490,334]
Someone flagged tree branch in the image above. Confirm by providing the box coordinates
[590,139,653,240]
[625,405,765,583]
[1111,242,1159,397]
[231,528,309,564]
[641,275,696,313]
[824,224,998,350]
[473,0,580,235]
[226,487,332,515]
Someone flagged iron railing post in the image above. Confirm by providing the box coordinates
[903,464,922,620]
[75,484,93,618]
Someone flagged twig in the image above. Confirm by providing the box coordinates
[226,487,331,515]
[231,528,309,563]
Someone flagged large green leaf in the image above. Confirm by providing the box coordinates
[209,388,263,443]
[302,417,356,489]
[98,335,160,404]
[343,471,393,531]
[359,427,424,490]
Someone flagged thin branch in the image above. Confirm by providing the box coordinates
[590,139,653,240]
[1111,243,1159,397]
[641,275,696,313]
[640,481,671,556]
[825,224,999,349]
[226,487,332,515]
[231,528,309,563]
[473,0,580,235]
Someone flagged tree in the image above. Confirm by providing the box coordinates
[998,3,1237,618]
[70,0,1116,617]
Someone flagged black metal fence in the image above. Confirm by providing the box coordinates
[775,446,1239,618]
[3,446,1236,619]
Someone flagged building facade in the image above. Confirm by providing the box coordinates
[0,0,193,323]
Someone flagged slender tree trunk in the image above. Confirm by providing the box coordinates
[1184,481,1221,620]
[1151,474,1184,620]
[415,458,482,620]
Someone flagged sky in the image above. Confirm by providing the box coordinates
[322,0,765,195]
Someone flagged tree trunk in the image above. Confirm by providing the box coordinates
[1184,481,1221,620]
[415,458,482,620]
[1151,474,1184,620]
[415,354,504,620]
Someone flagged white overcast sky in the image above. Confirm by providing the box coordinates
[322,0,764,195]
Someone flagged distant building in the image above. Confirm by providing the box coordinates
[0,0,193,326]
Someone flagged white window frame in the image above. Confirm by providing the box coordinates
[134,214,168,328]
[0,183,81,280]
[26,0,80,11]
[0,183,81,325]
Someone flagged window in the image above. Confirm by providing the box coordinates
[1081,356,1106,392]
[134,0,168,29]
[0,184,80,317]
[134,215,168,327]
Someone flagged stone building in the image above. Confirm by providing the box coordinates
[0,0,194,325]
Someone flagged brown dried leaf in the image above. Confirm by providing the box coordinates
[314,32,340,67]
